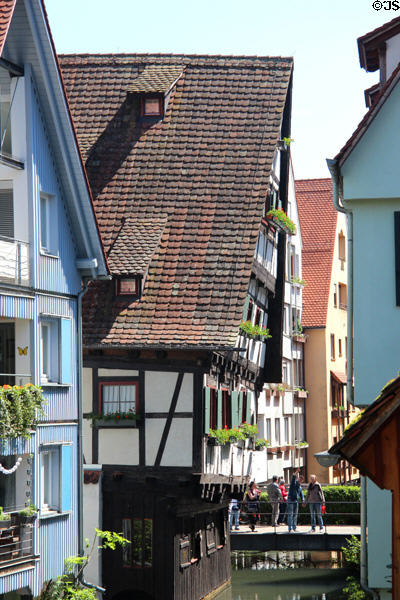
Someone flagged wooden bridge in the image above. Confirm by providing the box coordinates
[230,524,360,552]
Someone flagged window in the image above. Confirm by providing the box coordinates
[209,388,217,430]
[117,278,139,296]
[142,97,162,117]
[206,523,216,555]
[282,361,288,384]
[338,339,342,357]
[265,418,271,442]
[246,298,254,322]
[283,305,289,335]
[275,418,281,445]
[284,417,289,445]
[99,381,138,417]
[40,445,72,514]
[338,232,346,263]
[122,518,152,568]
[333,284,337,308]
[339,283,347,309]
[221,390,231,429]
[293,359,303,388]
[40,192,57,255]
[0,73,12,155]
[40,317,72,384]
[331,334,335,361]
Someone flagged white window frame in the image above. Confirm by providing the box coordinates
[40,192,58,256]
[275,418,281,445]
[40,319,60,383]
[265,418,271,442]
[40,446,60,513]
[284,417,289,445]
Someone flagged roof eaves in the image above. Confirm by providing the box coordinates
[0,0,16,56]
[336,60,400,167]
[357,16,400,71]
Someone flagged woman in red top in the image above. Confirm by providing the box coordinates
[277,477,288,525]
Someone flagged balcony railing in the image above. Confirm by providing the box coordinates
[0,518,35,571]
[0,235,30,286]
[0,373,32,387]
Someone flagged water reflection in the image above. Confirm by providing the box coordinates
[214,552,350,600]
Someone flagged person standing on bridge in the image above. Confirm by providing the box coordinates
[245,481,261,532]
[306,474,325,532]
[277,477,288,525]
[287,468,304,532]
[267,475,283,527]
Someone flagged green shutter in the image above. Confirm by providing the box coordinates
[246,391,252,423]
[238,392,243,424]
[204,387,210,434]
[231,391,239,428]
[242,295,250,321]
[217,390,223,429]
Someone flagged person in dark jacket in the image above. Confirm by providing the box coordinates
[267,475,283,527]
[245,481,261,532]
[287,468,304,532]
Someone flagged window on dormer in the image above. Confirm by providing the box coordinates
[116,277,141,298]
[142,97,162,117]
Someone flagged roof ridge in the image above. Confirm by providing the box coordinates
[59,52,293,62]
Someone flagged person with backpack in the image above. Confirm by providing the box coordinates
[306,474,325,532]
[287,468,304,532]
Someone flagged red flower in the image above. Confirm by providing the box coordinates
[116,415,120,419]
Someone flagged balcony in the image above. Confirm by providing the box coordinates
[0,235,30,286]
[203,438,252,479]
[0,516,35,571]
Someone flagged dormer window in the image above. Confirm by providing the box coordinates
[142,97,162,117]
[116,277,141,297]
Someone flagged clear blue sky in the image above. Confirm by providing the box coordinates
[45,0,392,180]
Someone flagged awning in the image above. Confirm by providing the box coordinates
[331,370,347,384]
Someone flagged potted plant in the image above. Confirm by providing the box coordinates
[266,208,296,235]
[0,507,12,529]
[18,503,38,525]
[208,428,230,446]
[254,438,270,451]
[295,388,308,399]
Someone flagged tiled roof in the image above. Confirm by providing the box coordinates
[107,216,167,276]
[358,16,400,71]
[295,178,337,328]
[127,64,184,93]
[0,0,16,55]
[59,53,293,348]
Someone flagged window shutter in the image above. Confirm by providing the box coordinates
[61,445,72,512]
[204,387,210,434]
[231,391,239,428]
[238,392,243,424]
[246,391,252,423]
[217,390,223,429]
[60,318,72,384]
[395,212,400,306]
[0,189,13,238]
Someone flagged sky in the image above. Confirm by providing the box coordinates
[45,0,394,180]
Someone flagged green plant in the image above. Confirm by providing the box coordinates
[282,137,294,147]
[266,208,296,234]
[209,428,230,445]
[35,529,129,600]
[239,422,258,438]
[344,409,365,434]
[0,507,10,521]
[88,408,139,424]
[276,384,287,393]
[343,576,371,600]
[342,535,361,570]
[0,384,47,439]
[19,503,38,517]
[295,387,308,394]
[239,321,271,341]
[296,440,309,447]
[228,427,246,442]
[255,438,270,449]
[291,276,306,286]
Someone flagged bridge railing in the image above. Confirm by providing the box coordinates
[229,501,360,533]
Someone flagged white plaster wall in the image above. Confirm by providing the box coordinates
[82,419,92,464]
[83,474,102,590]
[98,429,139,465]
[98,369,139,377]
[82,367,93,413]
[145,419,165,465]
[161,418,192,466]
[146,371,177,412]
[175,373,193,412]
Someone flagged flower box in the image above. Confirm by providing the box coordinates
[292,334,306,344]
[267,446,278,453]
[94,419,139,428]
[295,390,308,399]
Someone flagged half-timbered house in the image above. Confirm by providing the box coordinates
[59,53,293,600]
[0,1,107,598]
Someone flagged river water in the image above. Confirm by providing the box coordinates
[214,551,351,600]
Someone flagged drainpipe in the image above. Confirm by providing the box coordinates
[326,159,353,406]
[77,279,106,595]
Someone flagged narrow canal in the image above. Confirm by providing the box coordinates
[214,551,352,600]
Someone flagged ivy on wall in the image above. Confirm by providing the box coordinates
[0,384,47,439]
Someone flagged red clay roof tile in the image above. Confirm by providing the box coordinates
[295,178,337,328]
[60,53,293,348]
[0,0,15,55]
